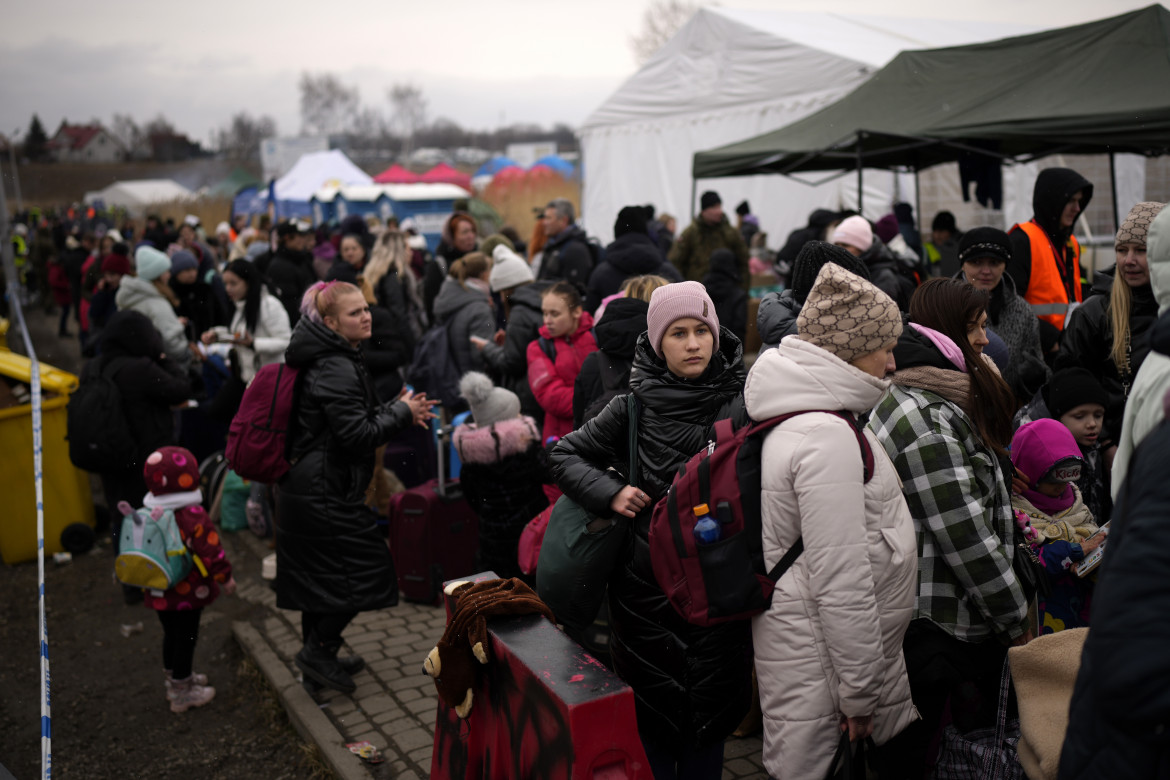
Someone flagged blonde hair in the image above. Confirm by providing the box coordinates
[449,252,491,286]
[621,274,670,303]
[364,230,410,291]
[300,280,362,324]
[1109,272,1134,376]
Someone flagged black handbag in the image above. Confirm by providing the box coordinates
[1011,538,1051,603]
[825,732,871,780]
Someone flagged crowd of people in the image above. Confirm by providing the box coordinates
[11,165,1170,779]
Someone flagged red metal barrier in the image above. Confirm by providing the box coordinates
[430,573,652,780]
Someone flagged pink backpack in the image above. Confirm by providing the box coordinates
[648,410,873,626]
[226,363,301,483]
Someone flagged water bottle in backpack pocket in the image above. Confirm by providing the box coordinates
[114,502,203,590]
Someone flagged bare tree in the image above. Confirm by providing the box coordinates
[388,83,427,156]
[216,112,277,160]
[143,114,176,137]
[109,113,144,159]
[630,0,698,65]
[299,72,360,137]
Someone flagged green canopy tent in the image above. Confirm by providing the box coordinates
[692,5,1170,224]
[208,167,262,199]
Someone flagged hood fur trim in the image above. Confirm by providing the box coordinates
[452,416,541,465]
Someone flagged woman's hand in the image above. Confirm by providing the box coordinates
[233,332,254,348]
[400,390,438,427]
[610,485,651,518]
[493,329,506,347]
[469,335,488,351]
[840,714,874,742]
[200,330,216,345]
[1011,466,1031,496]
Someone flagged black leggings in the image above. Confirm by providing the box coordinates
[301,611,357,646]
[157,608,203,680]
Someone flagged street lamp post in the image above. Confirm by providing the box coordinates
[8,128,24,213]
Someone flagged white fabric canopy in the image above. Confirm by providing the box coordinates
[83,179,193,215]
[579,7,1035,244]
[274,150,372,203]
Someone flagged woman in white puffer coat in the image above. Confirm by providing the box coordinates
[744,263,918,779]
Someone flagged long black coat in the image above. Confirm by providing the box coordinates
[275,317,412,614]
[550,328,753,752]
[97,310,192,470]
[1059,417,1170,779]
[585,232,681,312]
[1056,269,1158,442]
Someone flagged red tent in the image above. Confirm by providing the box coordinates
[419,163,472,190]
[373,164,420,184]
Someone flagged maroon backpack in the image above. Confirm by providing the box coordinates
[648,410,874,626]
[225,363,301,483]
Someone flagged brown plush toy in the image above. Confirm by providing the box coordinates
[422,577,555,718]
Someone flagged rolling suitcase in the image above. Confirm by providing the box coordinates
[388,420,479,604]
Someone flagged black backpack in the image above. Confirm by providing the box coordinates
[407,321,465,409]
[67,357,138,472]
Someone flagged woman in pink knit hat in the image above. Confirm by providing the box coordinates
[550,280,752,780]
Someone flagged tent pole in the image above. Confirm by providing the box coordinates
[1109,152,1120,233]
[856,135,864,216]
[690,178,697,224]
[914,166,923,251]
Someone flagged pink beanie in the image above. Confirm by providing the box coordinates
[646,281,720,358]
[832,215,874,253]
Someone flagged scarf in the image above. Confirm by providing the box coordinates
[893,365,973,411]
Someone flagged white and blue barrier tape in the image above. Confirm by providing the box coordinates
[1,193,51,777]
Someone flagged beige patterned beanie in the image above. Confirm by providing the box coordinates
[796,263,902,363]
[1116,201,1166,247]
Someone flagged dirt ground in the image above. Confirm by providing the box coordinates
[0,309,330,780]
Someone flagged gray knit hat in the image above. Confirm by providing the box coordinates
[1116,201,1166,247]
[796,263,902,364]
[459,372,520,427]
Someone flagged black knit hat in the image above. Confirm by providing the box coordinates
[700,191,721,211]
[736,200,751,216]
[958,227,1012,265]
[613,205,649,238]
[932,211,957,233]
[1044,368,1108,419]
[790,241,871,305]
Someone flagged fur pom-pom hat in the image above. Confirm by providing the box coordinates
[459,372,521,427]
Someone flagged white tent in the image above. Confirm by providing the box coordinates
[274,149,372,204]
[83,179,193,215]
[578,8,1035,244]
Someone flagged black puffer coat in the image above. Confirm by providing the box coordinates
[550,328,753,752]
[481,281,551,423]
[573,297,647,429]
[97,310,191,470]
[1056,268,1158,442]
[538,225,595,287]
[756,289,802,350]
[586,232,681,311]
[275,317,411,614]
[1059,418,1170,779]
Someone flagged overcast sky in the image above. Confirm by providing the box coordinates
[1,0,1160,146]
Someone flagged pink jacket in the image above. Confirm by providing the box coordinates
[526,311,598,442]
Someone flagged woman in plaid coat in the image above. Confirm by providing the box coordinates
[868,278,1032,777]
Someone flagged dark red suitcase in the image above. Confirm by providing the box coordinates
[388,424,479,604]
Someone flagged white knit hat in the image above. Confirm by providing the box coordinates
[489,245,535,292]
[459,372,521,427]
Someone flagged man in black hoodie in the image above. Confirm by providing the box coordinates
[1008,167,1094,345]
[258,220,315,326]
[586,206,682,311]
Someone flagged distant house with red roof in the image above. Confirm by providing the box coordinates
[47,122,123,163]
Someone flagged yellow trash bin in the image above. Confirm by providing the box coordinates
[0,348,95,564]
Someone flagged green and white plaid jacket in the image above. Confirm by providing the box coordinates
[869,384,1029,642]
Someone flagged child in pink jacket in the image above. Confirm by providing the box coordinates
[135,446,236,712]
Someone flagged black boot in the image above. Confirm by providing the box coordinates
[295,635,355,694]
[338,655,365,675]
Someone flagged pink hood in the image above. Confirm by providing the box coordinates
[452,416,541,465]
[1011,418,1082,488]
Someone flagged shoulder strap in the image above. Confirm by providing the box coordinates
[539,336,557,363]
[749,409,873,483]
[627,394,639,489]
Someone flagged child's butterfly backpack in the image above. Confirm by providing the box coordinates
[114,502,205,590]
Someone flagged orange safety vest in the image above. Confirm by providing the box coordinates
[1011,220,1083,332]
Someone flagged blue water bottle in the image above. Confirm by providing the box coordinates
[693,503,721,545]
